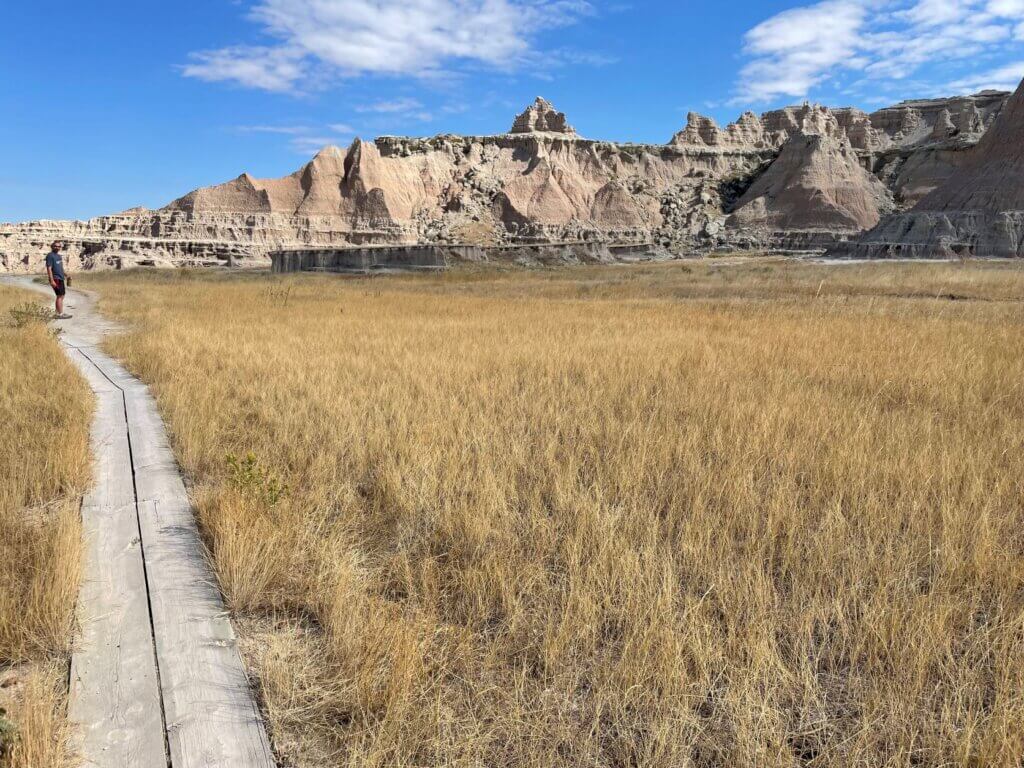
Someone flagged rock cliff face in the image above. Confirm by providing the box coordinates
[837,80,1024,258]
[0,90,1012,273]
[728,132,891,237]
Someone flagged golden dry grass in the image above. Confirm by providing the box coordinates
[0,284,90,767]
[0,664,77,768]
[84,260,1024,767]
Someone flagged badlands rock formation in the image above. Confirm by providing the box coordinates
[0,90,1011,273]
[838,78,1024,258]
[725,107,893,249]
[510,97,577,135]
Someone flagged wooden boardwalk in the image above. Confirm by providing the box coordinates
[6,278,275,768]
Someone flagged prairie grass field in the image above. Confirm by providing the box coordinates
[82,259,1024,767]
[0,285,89,768]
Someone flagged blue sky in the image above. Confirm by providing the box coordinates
[3,0,1024,222]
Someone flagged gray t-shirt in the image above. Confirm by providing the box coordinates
[45,251,66,281]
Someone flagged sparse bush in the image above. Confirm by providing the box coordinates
[0,709,15,760]
[6,302,54,330]
[226,452,288,508]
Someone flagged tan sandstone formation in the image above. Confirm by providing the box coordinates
[0,90,1014,274]
[716,106,891,248]
[837,79,1024,258]
[727,130,891,248]
[510,97,578,136]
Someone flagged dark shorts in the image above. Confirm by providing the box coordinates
[52,278,66,297]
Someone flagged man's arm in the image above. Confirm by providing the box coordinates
[46,262,57,288]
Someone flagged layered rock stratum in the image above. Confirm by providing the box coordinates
[0,90,1012,273]
[838,78,1024,258]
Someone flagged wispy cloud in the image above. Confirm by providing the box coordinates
[235,122,355,155]
[289,135,350,154]
[945,59,1024,91]
[547,48,618,66]
[184,46,307,93]
[736,0,867,103]
[235,124,311,135]
[355,97,434,121]
[183,0,594,93]
[355,98,423,114]
[735,0,1024,104]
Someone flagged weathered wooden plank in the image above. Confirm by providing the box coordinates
[72,347,137,390]
[64,349,168,768]
[124,380,276,768]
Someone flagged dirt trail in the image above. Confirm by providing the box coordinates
[2,277,274,768]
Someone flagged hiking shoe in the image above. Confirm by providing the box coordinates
[56,313,72,320]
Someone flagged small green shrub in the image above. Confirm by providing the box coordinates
[6,302,54,329]
[0,707,16,759]
[225,452,288,507]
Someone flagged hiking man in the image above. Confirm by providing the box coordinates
[45,241,72,319]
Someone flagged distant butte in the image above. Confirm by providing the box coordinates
[0,87,1017,273]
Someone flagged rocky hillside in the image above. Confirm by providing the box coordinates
[0,92,1011,273]
[837,78,1024,258]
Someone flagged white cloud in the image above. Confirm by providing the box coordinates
[945,59,1024,91]
[989,0,1024,15]
[184,0,592,92]
[289,135,350,154]
[233,123,355,155]
[355,98,424,113]
[235,124,310,135]
[737,0,868,102]
[897,0,972,27]
[183,46,307,92]
[736,0,1024,104]
[355,97,434,121]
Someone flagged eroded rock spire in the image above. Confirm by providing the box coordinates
[509,97,577,136]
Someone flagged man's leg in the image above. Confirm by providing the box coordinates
[56,293,64,315]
